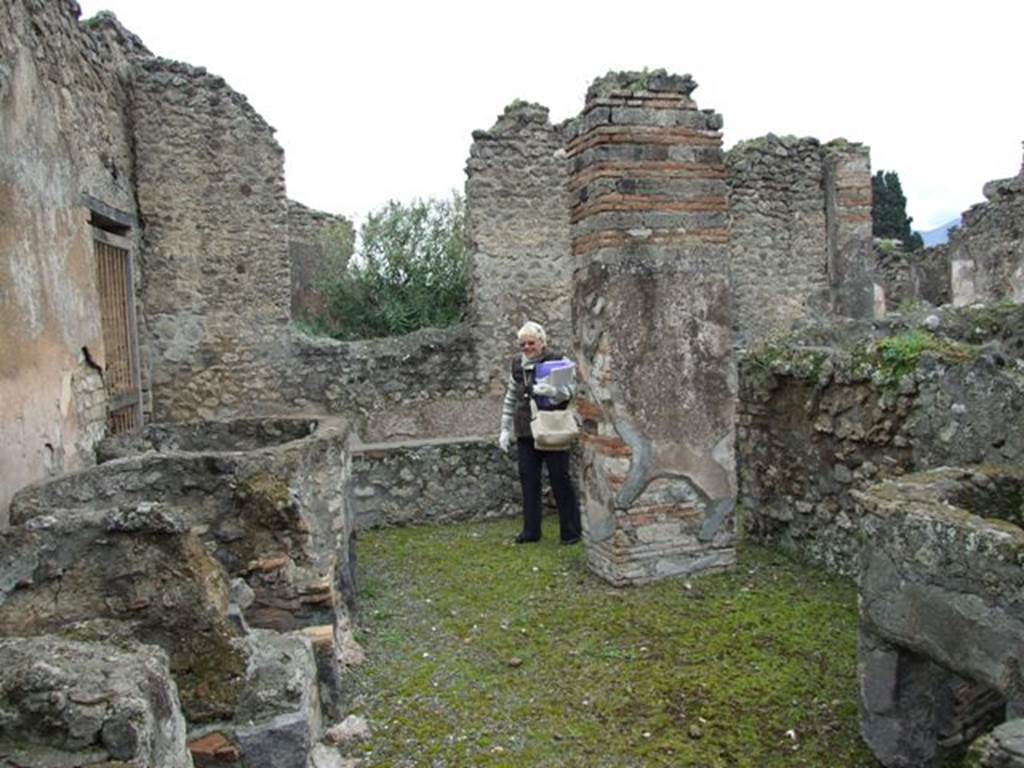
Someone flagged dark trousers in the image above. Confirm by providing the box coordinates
[516,437,581,541]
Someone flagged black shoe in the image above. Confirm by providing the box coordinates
[559,536,581,546]
[515,533,540,544]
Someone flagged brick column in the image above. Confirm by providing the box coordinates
[823,143,874,319]
[569,71,736,585]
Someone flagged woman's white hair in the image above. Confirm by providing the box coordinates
[516,321,547,345]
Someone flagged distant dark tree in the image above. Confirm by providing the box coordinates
[872,170,924,250]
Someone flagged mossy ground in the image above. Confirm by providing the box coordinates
[343,517,876,767]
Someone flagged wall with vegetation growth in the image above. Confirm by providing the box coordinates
[738,303,1024,575]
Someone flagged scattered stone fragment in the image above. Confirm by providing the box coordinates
[325,714,371,745]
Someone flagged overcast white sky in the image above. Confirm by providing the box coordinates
[79,0,1022,232]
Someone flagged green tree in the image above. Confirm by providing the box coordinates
[318,192,467,340]
[871,170,924,250]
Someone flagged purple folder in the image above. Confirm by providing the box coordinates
[534,358,574,409]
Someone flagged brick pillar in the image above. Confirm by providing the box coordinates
[569,71,736,585]
[823,143,874,319]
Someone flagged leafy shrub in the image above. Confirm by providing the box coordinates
[316,192,467,340]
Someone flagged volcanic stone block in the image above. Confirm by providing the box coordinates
[188,629,322,768]
[0,636,191,767]
[856,466,1024,766]
[966,719,1024,767]
[0,504,247,723]
[570,70,736,585]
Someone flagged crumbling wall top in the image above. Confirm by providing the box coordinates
[475,100,554,138]
[80,10,152,57]
[586,69,698,101]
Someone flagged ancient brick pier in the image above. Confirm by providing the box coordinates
[569,71,737,585]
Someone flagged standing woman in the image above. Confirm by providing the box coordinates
[498,321,582,545]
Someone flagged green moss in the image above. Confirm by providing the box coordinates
[826,138,853,150]
[343,518,875,767]
[173,630,246,722]
[877,239,898,255]
[747,344,830,385]
[871,329,976,390]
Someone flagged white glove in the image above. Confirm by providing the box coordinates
[532,381,557,398]
[498,429,511,453]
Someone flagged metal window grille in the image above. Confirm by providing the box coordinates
[93,229,143,434]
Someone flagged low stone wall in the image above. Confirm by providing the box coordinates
[12,416,355,633]
[351,437,520,529]
[856,466,1024,767]
[2,415,361,756]
[284,325,493,440]
[738,303,1024,575]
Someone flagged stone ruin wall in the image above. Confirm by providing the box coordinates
[0,1,147,526]
[726,135,874,347]
[1,0,892,523]
[6,2,1024,761]
[951,147,1024,307]
[131,55,293,422]
[874,241,952,311]
[465,102,574,393]
[287,200,354,323]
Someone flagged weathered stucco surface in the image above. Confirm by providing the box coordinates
[0,3,145,525]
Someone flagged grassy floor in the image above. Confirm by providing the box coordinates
[342,517,878,767]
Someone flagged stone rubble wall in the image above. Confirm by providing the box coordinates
[351,438,522,528]
[465,102,574,393]
[726,135,874,347]
[951,149,1024,307]
[282,325,493,441]
[0,1,146,525]
[288,200,354,323]
[131,55,293,422]
[2,415,361,762]
[570,71,737,585]
[738,303,1024,575]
